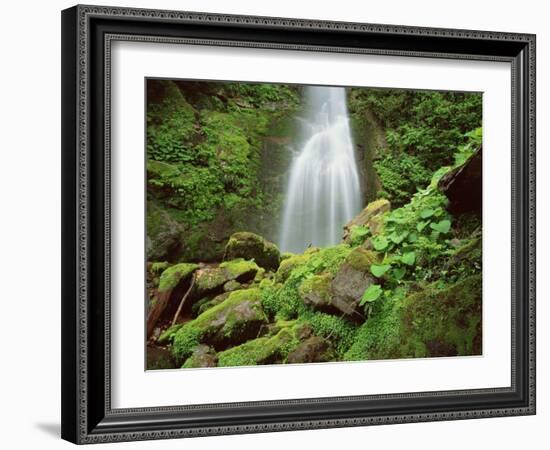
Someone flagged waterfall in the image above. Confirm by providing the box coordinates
[279,86,362,253]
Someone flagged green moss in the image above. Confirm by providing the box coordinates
[158,263,199,292]
[157,323,184,345]
[275,254,311,283]
[151,261,170,274]
[345,247,380,272]
[299,311,358,357]
[345,275,481,361]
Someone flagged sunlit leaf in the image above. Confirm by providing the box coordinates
[360,284,383,305]
[371,264,391,278]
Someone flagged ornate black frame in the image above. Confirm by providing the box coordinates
[61,4,536,444]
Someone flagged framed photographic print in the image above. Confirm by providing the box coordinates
[61,4,536,444]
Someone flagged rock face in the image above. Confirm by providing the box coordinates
[224,232,281,271]
[146,201,186,262]
[439,147,482,215]
[287,336,335,364]
[342,199,390,242]
[298,247,378,320]
[171,288,268,361]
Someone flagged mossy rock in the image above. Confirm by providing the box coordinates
[343,198,391,241]
[193,292,231,316]
[275,253,311,283]
[171,288,268,362]
[298,273,333,310]
[219,258,259,281]
[224,232,281,271]
[217,322,308,367]
[286,336,335,364]
[194,259,259,298]
[182,345,218,368]
[158,263,199,293]
[344,275,482,361]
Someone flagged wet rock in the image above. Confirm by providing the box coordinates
[224,232,281,271]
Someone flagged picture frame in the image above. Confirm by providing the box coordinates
[61,4,536,444]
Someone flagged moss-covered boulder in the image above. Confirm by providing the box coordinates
[298,273,333,311]
[147,263,199,338]
[342,198,390,242]
[217,322,311,367]
[158,263,200,293]
[345,275,482,361]
[295,247,378,319]
[182,345,218,368]
[224,232,281,271]
[329,248,378,319]
[171,288,268,362]
[193,259,259,298]
[286,336,335,364]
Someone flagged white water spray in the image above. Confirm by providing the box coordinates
[279,86,362,253]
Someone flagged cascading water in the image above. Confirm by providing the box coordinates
[279,86,362,253]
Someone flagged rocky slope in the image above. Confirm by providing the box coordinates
[147,153,483,369]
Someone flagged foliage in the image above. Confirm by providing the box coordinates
[348,88,482,206]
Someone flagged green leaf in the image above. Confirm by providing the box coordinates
[360,284,382,305]
[401,251,416,266]
[389,231,409,244]
[371,264,391,278]
[408,232,418,243]
[420,208,435,219]
[417,221,430,232]
[430,219,451,233]
[392,266,406,281]
[372,236,389,251]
